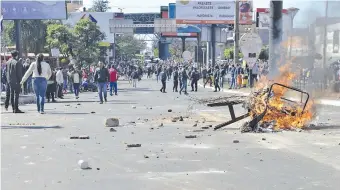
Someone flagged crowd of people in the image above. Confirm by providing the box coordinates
[2,51,339,114]
[1,51,121,113]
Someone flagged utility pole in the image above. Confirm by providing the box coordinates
[269,0,283,78]
[234,0,240,66]
[322,0,328,69]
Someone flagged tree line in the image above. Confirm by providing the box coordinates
[1,0,146,67]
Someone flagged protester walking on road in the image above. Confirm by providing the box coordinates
[229,65,236,89]
[56,67,64,99]
[94,61,109,104]
[172,67,179,92]
[159,68,167,93]
[21,53,52,114]
[68,67,82,99]
[190,68,199,92]
[46,69,57,103]
[214,66,221,92]
[4,51,24,113]
[179,67,189,95]
[109,65,118,95]
[131,69,139,88]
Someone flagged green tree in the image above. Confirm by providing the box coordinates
[224,47,243,59]
[153,48,159,57]
[115,35,146,59]
[2,21,15,46]
[72,19,105,66]
[89,0,110,12]
[4,20,47,55]
[258,46,269,60]
[46,24,74,57]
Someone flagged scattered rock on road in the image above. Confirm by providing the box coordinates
[262,138,266,141]
[77,103,81,105]
[132,105,136,109]
[127,144,142,148]
[105,118,120,127]
[109,128,117,132]
[144,155,149,158]
[78,160,91,169]
[192,123,198,127]
[185,135,197,139]
[233,140,240,143]
[168,109,172,112]
[159,123,164,127]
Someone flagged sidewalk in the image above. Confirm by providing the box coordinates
[0,92,36,105]
[198,82,340,107]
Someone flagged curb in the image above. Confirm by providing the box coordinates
[198,83,340,107]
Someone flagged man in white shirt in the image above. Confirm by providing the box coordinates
[56,67,64,99]
[68,67,82,99]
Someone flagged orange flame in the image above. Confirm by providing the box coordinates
[251,59,314,129]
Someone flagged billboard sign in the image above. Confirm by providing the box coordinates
[1,0,67,20]
[169,3,176,19]
[175,0,252,25]
[256,8,289,29]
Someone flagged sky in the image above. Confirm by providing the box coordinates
[82,0,339,27]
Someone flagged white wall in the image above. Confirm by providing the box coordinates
[63,12,115,43]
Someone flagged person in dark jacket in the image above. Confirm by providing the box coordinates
[190,68,199,92]
[179,67,189,95]
[172,67,179,92]
[159,68,167,93]
[4,50,24,113]
[213,65,221,92]
[46,69,57,103]
[94,61,110,104]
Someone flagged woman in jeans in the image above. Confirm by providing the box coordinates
[21,54,52,114]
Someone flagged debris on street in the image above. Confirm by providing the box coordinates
[168,109,172,112]
[127,144,142,148]
[109,128,117,132]
[78,160,91,169]
[185,135,197,139]
[105,118,120,127]
[233,140,240,143]
[79,136,90,139]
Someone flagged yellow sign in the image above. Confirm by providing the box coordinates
[98,42,110,47]
[179,0,190,5]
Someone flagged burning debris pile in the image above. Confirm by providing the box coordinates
[241,64,315,133]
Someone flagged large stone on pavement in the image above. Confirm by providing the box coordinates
[105,118,120,127]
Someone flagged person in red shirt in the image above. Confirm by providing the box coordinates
[109,64,118,95]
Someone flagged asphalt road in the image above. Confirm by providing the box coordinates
[1,78,340,190]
